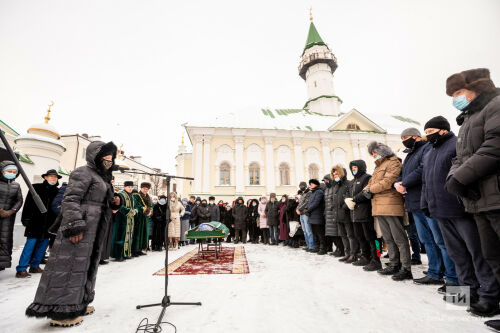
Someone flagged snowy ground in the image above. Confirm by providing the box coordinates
[0,243,493,333]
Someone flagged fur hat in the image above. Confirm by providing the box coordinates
[367,141,394,158]
[208,196,215,201]
[124,181,134,187]
[446,68,496,96]
[330,165,345,180]
[140,182,151,189]
[424,116,450,131]
[269,192,277,199]
[400,128,421,138]
[309,179,320,186]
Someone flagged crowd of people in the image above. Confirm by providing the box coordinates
[0,68,499,330]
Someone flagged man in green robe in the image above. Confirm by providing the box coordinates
[132,182,152,256]
[110,181,136,261]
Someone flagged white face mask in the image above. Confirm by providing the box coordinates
[170,198,175,202]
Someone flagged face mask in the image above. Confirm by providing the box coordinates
[159,199,166,205]
[261,199,267,204]
[334,177,340,182]
[152,201,158,205]
[281,199,286,202]
[374,155,382,161]
[219,203,223,206]
[170,198,175,202]
[402,138,416,149]
[252,203,257,206]
[202,202,207,206]
[196,201,201,205]
[426,132,441,145]
[48,181,58,186]
[102,159,113,170]
[453,94,471,111]
[209,201,214,205]
[352,170,358,176]
[182,201,187,205]
[3,172,16,180]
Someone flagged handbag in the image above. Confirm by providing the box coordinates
[289,221,300,237]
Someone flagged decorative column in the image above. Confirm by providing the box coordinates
[193,135,203,193]
[202,136,211,193]
[264,137,275,193]
[321,139,332,177]
[293,137,304,185]
[235,136,244,193]
[351,136,360,160]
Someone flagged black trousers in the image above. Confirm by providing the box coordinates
[353,221,379,261]
[261,228,269,244]
[474,209,500,286]
[235,227,247,243]
[311,224,325,251]
[439,216,500,303]
[248,221,259,242]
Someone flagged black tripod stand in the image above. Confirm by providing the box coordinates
[122,171,201,332]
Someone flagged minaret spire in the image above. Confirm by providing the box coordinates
[45,101,54,124]
[310,6,313,22]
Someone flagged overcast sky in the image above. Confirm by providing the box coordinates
[1,0,499,173]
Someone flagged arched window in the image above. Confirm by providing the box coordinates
[332,148,347,168]
[220,163,231,185]
[279,163,290,186]
[346,123,360,130]
[249,163,260,185]
[308,164,319,180]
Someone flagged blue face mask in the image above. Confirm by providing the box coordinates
[3,172,16,180]
[352,170,358,176]
[159,199,166,205]
[48,181,58,186]
[452,94,471,111]
[375,155,382,161]
[334,177,340,182]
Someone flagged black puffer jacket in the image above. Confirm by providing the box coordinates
[323,174,338,236]
[449,88,500,213]
[265,199,280,226]
[232,197,248,229]
[26,141,117,320]
[330,166,351,224]
[21,180,59,239]
[197,204,211,224]
[0,161,23,269]
[348,160,373,223]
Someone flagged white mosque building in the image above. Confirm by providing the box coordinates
[175,16,421,201]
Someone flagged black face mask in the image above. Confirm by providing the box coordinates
[299,186,305,191]
[402,138,416,149]
[324,181,332,188]
[426,132,441,145]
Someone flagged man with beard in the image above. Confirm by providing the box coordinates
[132,182,152,256]
[110,181,136,261]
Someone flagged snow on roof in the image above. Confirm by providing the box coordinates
[186,106,421,135]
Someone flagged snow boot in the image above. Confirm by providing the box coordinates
[85,306,95,316]
[363,260,382,272]
[345,255,357,264]
[352,256,370,267]
[317,248,327,255]
[392,268,413,281]
[49,317,83,327]
[484,320,500,332]
[15,270,31,278]
[411,258,422,265]
[468,300,500,317]
[377,264,401,276]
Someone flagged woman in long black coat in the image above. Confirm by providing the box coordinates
[0,161,23,270]
[152,195,169,251]
[26,141,117,327]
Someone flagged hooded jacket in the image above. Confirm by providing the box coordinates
[0,161,23,269]
[330,166,351,225]
[26,141,117,320]
[265,198,280,226]
[232,197,248,228]
[306,186,325,225]
[348,160,372,223]
[449,88,500,213]
[365,142,405,217]
[323,174,338,236]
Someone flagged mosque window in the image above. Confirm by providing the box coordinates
[314,81,317,88]
[308,164,319,180]
[346,123,361,130]
[249,163,260,185]
[220,162,231,185]
[279,163,290,186]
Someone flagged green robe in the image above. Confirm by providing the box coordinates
[110,191,135,259]
[132,193,150,251]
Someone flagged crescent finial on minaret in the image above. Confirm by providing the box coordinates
[45,101,54,124]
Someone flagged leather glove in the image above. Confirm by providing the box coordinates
[344,198,356,211]
[445,177,468,198]
[422,208,431,218]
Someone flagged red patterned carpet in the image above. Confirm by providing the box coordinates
[153,246,250,275]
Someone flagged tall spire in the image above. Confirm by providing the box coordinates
[303,21,326,54]
[45,101,54,124]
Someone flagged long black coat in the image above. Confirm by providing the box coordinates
[232,199,248,229]
[264,200,280,226]
[197,205,211,224]
[331,176,351,225]
[349,160,373,223]
[0,161,23,269]
[21,180,59,239]
[396,141,431,212]
[323,175,338,236]
[450,88,500,213]
[26,141,116,320]
[306,187,325,225]
[422,132,466,219]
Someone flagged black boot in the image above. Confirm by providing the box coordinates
[352,256,370,267]
[377,264,401,275]
[485,320,500,332]
[468,300,500,317]
[318,248,327,255]
[392,268,413,281]
[413,276,444,285]
[363,259,382,271]
[345,255,357,264]
[339,253,350,262]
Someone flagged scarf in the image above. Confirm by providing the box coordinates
[139,191,152,215]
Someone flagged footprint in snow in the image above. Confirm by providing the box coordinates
[341,308,350,314]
